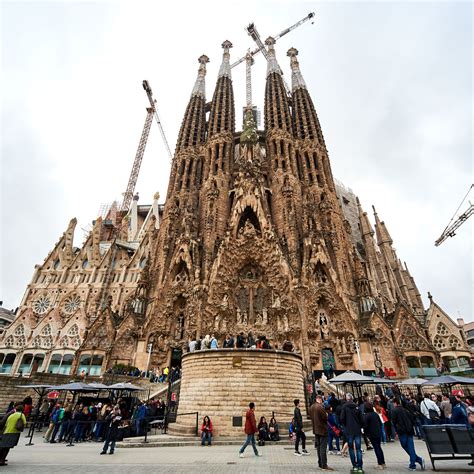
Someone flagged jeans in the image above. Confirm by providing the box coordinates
[58,421,69,441]
[74,422,85,441]
[239,434,258,455]
[369,436,385,465]
[50,422,61,442]
[327,429,340,451]
[315,434,328,468]
[94,421,104,440]
[398,433,423,469]
[380,422,387,443]
[102,437,116,453]
[346,433,363,468]
[295,429,306,452]
[135,419,142,436]
[201,431,212,445]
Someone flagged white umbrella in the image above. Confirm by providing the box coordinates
[399,378,429,386]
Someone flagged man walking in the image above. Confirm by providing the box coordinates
[310,395,333,470]
[340,393,364,473]
[293,399,309,456]
[420,393,440,426]
[391,397,425,471]
[239,402,261,458]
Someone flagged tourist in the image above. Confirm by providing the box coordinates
[363,402,386,470]
[201,415,213,446]
[133,401,147,436]
[420,393,440,425]
[405,396,424,440]
[22,396,33,420]
[293,399,309,456]
[257,416,269,445]
[450,396,468,427]
[188,337,197,352]
[327,406,341,455]
[282,340,294,352]
[238,402,261,458]
[340,393,363,473]
[49,401,65,443]
[202,335,211,350]
[163,365,169,381]
[236,332,245,348]
[210,334,218,349]
[247,332,256,349]
[440,395,452,423]
[57,403,73,442]
[195,336,202,351]
[391,397,425,471]
[0,403,26,466]
[100,405,122,455]
[374,402,388,443]
[310,394,333,470]
[268,417,280,441]
[223,334,234,348]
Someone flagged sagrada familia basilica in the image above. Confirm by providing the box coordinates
[0,37,470,380]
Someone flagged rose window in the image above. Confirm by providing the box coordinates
[64,295,81,314]
[436,323,449,336]
[448,335,461,349]
[433,335,446,350]
[14,325,25,336]
[5,336,14,347]
[33,295,51,314]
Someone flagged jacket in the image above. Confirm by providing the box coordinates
[201,419,213,434]
[309,402,328,436]
[391,406,415,435]
[420,398,440,418]
[363,411,382,438]
[244,409,257,435]
[294,406,303,431]
[451,404,468,426]
[340,401,363,436]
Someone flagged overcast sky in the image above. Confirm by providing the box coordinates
[1,1,472,323]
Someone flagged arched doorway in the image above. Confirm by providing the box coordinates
[322,348,336,377]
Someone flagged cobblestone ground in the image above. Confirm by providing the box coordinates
[4,437,473,473]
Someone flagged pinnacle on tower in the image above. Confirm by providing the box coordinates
[218,40,233,79]
[372,206,393,245]
[287,47,307,91]
[208,40,235,137]
[265,37,281,77]
[175,55,209,151]
[357,197,374,237]
[191,54,210,98]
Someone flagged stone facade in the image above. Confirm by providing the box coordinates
[1,37,471,382]
[172,349,305,437]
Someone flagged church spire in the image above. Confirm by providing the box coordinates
[208,40,235,137]
[218,40,232,79]
[373,206,393,245]
[191,54,209,98]
[357,197,374,238]
[287,47,307,91]
[264,37,292,134]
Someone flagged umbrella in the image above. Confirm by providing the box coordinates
[329,371,374,384]
[371,377,398,384]
[48,382,99,392]
[107,382,142,391]
[15,384,54,395]
[399,378,429,386]
[422,375,474,386]
[86,383,110,390]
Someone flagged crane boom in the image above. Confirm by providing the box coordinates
[435,184,474,246]
[230,12,315,69]
[142,80,173,161]
[435,203,474,246]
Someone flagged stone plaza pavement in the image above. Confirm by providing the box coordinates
[4,437,473,473]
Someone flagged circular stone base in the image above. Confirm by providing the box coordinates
[171,349,306,437]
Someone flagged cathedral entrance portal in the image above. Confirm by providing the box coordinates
[322,348,336,378]
[170,347,182,369]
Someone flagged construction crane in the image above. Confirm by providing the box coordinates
[143,80,173,162]
[95,80,168,317]
[230,12,315,69]
[435,184,474,246]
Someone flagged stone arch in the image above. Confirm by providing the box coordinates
[237,206,261,236]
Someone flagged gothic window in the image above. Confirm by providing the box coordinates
[315,263,328,284]
[447,335,461,349]
[14,325,25,336]
[237,206,261,235]
[399,337,413,350]
[33,335,42,348]
[70,336,81,349]
[53,259,61,270]
[436,323,449,336]
[41,324,52,336]
[433,335,447,350]
[5,336,14,347]
[68,324,79,337]
[16,336,26,348]
[33,295,51,314]
[60,336,69,347]
[63,295,81,315]
[381,337,392,349]
[239,263,261,281]
[42,335,53,349]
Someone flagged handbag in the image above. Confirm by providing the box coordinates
[331,425,341,437]
[423,401,440,422]
[15,415,25,432]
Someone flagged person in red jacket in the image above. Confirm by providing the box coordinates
[239,402,261,458]
[201,416,213,446]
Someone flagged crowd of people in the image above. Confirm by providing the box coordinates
[188,332,295,352]
[235,390,474,472]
